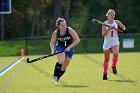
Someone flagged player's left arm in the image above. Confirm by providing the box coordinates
[65,27,80,51]
[115,20,127,33]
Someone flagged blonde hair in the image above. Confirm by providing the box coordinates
[106,9,115,16]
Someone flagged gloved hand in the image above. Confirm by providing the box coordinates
[123,30,127,33]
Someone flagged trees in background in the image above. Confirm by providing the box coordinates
[0,0,139,39]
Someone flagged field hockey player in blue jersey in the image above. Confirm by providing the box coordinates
[50,18,80,84]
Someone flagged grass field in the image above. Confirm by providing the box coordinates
[0,52,140,93]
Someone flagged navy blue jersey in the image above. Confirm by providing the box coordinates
[56,27,73,48]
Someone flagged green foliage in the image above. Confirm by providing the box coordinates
[69,6,89,35]
[0,40,26,56]
[1,0,140,39]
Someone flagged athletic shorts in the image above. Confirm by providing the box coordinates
[55,44,74,58]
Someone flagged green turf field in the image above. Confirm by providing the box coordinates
[0,52,140,93]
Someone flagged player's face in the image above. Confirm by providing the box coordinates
[59,21,66,31]
[108,11,115,21]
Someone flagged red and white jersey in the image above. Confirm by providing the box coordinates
[103,20,119,50]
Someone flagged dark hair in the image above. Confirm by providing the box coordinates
[56,18,65,28]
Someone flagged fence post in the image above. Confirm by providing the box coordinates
[25,38,28,55]
[83,35,87,53]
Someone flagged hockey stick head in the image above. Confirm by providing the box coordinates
[26,58,30,63]
[91,19,103,25]
[26,58,34,63]
[91,19,98,23]
[26,58,40,63]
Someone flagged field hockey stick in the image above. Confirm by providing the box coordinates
[26,51,64,63]
[91,19,125,33]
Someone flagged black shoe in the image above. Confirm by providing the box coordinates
[103,74,108,80]
[112,67,117,74]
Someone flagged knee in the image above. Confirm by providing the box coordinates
[105,59,109,62]
[113,53,118,57]
[104,56,110,62]
[58,58,65,64]
[113,51,119,57]
[58,61,63,64]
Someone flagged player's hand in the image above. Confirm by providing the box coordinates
[65,47,71,52]
[107,26,114,31]
[123,30,127,33]
[51,50,54,54]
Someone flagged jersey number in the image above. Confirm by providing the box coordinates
[64,41,67,46]
[111,30,113,37]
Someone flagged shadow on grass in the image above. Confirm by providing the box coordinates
[108,80,135,82]
[83,55,138,86]
[61,85,93,88]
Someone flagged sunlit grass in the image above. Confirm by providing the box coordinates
[0,52,140,93]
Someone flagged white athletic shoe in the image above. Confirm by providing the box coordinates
[52,76,58,83]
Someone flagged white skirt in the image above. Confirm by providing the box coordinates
[103,38,120,50]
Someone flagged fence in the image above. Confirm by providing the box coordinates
[0,34,140,56]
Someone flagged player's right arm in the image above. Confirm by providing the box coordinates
[50,31,57,54]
